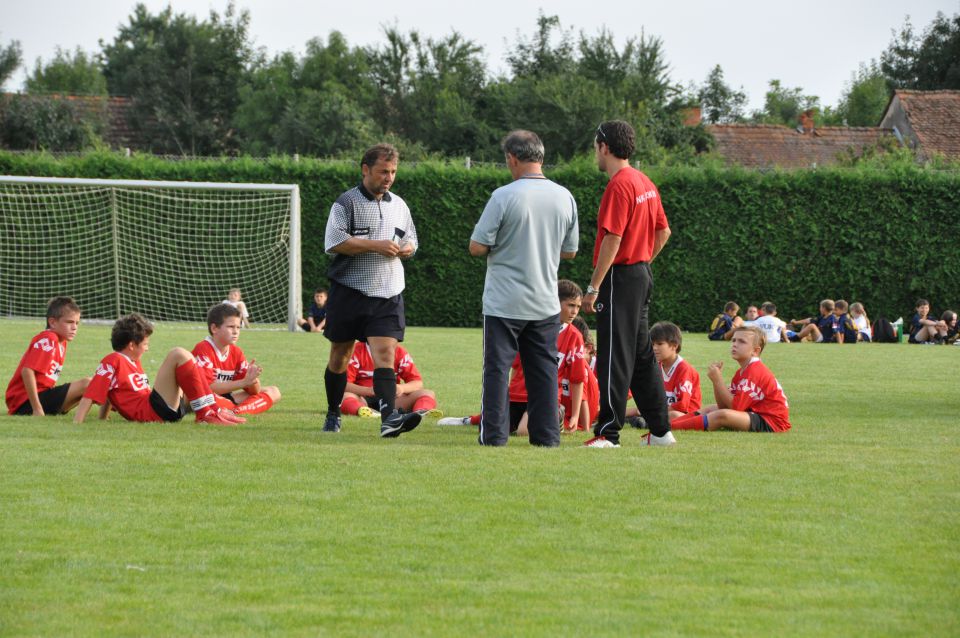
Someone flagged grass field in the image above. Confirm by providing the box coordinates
[0,319,957,636]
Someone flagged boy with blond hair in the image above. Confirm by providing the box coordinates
[6,296,90,416]
[790,299,836,343]
[671,326,790,432]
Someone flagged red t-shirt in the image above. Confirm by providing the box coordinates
[729,358,791,432]
[6,330,67,413]
[83,352,162,422]
[346,343,422,386]
[661,356,701,414]
[509,324,585,404]
[192,337,249,387]
[593,166,668,266]
[583,365,600,427]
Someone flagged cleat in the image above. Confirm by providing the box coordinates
[641,431,677,446]
[629,415,647,429]
[415,408,444,418]
[357,406,381,419]
[583,435,619,448]
[196,408,242,426]
[437,416,472,426]
[380,410,422,438]
[322,414,341,433]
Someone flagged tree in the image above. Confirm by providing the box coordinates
[26,47,107,96]
[751,79,820,126]
[882,11,960,90]
[101,2,253,155]
[698,65,747,124]
[0,37,21,88]
[0,94,104,150]
[506,12,576,79]
[836,62,890,126]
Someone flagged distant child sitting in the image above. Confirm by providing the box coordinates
[341,342,439,418]
[744,305,759,322]
[297,288,327,333]
[6,296,90,416]
[708,301,743,341]
[833,299,859,344]
[223,288,251,328]
[790,299,836,343]
[74,313,243,426]
[849,302,872,342]
[942,311,959,344]
[909,299,948,344]
[671,326,790,433]
[192,303,281,416]
[572,316,599,431]
[650,321,701,419]
[749,302,790,344]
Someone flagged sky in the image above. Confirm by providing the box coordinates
[3,0,958,112]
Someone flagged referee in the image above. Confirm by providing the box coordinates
[582,121,676,447]
[321,143,422,438]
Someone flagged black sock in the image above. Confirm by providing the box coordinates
[324,367,346,417]
[373,367,396,419]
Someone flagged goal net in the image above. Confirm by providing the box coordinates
[0,176,301,329]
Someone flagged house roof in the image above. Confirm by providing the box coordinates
[706,124,892,168]
[890,90,960,160]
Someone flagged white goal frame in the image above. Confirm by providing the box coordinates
[0,175,302,330]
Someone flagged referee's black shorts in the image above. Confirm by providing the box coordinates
[324,281,406,343]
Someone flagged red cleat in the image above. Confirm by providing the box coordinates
[196,408,245,426]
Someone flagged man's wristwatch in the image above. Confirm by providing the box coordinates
[585,284,600,296]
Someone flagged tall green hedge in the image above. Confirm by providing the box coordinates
[1,151,958,329]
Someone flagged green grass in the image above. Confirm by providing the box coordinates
[0,320,957,636]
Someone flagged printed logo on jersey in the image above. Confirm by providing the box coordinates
[195,355,213,369]
[44,361,63,382]
[732,378,765,402]
[665,391,677,405]
[34,337,54,353]
[679,380,694,396]
[128,373,150,392]
[216,370,237,382]
[95,362,115,377]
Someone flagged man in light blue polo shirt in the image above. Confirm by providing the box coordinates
[469,129,579,446]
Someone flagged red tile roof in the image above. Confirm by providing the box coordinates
[892,90,960,160]
[706,124,892,168]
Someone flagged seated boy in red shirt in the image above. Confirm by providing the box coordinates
[650,321,701,420]
[192,303,281,416]
[73,313,243,426]
[671,326,790,433]
[6,296,90,416]
[340,342,439,418]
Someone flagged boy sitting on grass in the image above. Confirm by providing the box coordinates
[192,303,281,416]
[790,299,836,343]
[74,313,243,426]
[6,296,90,416]
[708,301,743,341]
[650,321,701,420]
[671,326,790,433]
[340,341,439,418]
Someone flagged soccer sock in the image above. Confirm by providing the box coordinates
[469,414,481,425]
[373,367,396,420]
[412,395,437,412]
[214,395,235,410]
[174,359,217,418]
[324,367,346,417]
[340,395,364,416]
[234,392,274,415]
[671,412,708,431]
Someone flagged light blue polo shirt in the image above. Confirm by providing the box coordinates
[471,177,579,320]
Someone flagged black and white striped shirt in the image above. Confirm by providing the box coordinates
[324,184,419,299]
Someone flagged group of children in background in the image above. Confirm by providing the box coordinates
[709,298,959,346]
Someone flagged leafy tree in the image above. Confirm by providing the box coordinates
[25,47,107,96]
[836,62,890,126]
[0,37,21,88]
[751,79,820,126]
[0,94,104,150]
[506,12,576,79]
[101,2,253,155]
[698,65,747,124]
[882,12,960,89]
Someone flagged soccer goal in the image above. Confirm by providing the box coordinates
[0,175,302,330]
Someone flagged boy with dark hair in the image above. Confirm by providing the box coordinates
[297,288,328,332]
[649,321,701,419]
[708,302,743,341]
[832,300,859,344]
[750,302,790,344]
[790,299,836,343]
[671,326,791,433]
[74,313,243,426]
[340,341,439,418]
[6,296,90,416]
[571,316,599,430]
[192,303,281,416]
[909,299,948,344]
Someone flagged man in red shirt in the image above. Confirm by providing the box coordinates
[582,120,675,448]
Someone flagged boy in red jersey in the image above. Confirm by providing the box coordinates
[571,316,599,431]
[73,313,243,426]
[649,321,701,419]
[6,296,90,416]
[192,304,281,416]
[340,342,438,417]
[671,326,790,432]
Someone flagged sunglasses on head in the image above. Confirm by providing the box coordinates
[596,124,606,142]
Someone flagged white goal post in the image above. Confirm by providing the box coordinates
[0,175,302,330]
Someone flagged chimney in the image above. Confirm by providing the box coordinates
[681,106,702,126]
[799,109,815,134]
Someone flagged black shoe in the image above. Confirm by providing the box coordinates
[322,414,341,433]
[380,410,422,438]
[629,415,647,429]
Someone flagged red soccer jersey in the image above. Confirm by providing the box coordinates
[593,166,668,266]
[583,365,600,427]
[729,358,791,432]
[192,337,249,388]
[346,343,422,386]
[83,352,161,422]
[509,324,585,404]
[6,330,67,414]
[661,356,701,414]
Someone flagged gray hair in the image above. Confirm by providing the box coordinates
[501,130,544,164]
